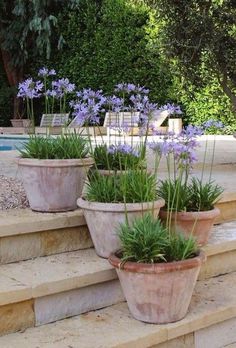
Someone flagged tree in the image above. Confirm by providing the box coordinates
[0,0,78,117]
[149,0,236,113]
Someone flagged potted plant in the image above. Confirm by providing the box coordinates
[77,170,165,258]
[109,213,206,324]
[158,178,222,245]
[91,143,146,176]
[149,124,223,245]
[18,133,93,212]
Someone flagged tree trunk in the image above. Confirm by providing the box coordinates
[218,71,236,113]
[1,48,24,118]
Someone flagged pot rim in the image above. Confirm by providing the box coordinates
[109,249,206,274]
[160,207,220,220]
[77,197,165,212]
[17,157,94,168]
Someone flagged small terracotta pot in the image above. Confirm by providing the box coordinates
[22,119,31,128]
[109,250,206,324]
[18,157,94,212]
[10,119,24,127]
[159,208,220,246]
[77,198,165,258]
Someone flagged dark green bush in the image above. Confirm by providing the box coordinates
[55,0,172,103]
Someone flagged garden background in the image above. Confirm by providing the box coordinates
[0,0,236,132]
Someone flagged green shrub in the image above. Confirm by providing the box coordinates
[119,213,197,263]
[55,0,172,104]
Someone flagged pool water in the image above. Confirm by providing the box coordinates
[0,137,28,151]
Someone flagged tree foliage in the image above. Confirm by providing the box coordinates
[150,0,236,112]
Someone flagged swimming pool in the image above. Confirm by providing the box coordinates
[0,136,28,151]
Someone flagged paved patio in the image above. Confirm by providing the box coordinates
[1,135,236,194]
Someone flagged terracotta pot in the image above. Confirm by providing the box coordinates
[22,119,31,128]
[109,250,206,324]
[18,157,94,212]
[159,208,220,246]
[77,198,165,258]
[10,119,24,127]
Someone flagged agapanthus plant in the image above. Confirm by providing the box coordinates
[17,78,44,130]
[71,88,106,127]
[92,143,145,171]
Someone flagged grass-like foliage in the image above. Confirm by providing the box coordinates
[157,179,192,212]
[92,144,145,170]
[119,214,198,263]
[157,178,223,212]
[85,170,157,203]
[188,177,223,211]
[19,134,90,159]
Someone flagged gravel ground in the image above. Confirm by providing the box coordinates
[0,175,29,210]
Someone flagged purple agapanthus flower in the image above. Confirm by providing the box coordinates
[159,103,182,116]
[51,78,75,98]
[71,88,106,126]
[180,125,204,138]
[17,78,43,99]
[38,67,56,77]
[202,119,224,130]
[107,144,139,157]
[114,83,149,95]
[106,95,125,113]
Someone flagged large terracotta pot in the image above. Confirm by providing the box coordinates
[18,157,94,212]
[77,198,165,258]
[159,208,220,246]
[109,250,206,324]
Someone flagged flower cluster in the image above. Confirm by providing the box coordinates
[202,119,224,130]
[107,143,139,157]
[50,78,75,98]
[159,103,182,117]
[38,67,56,77]
[71,88,106,126]
[114,83,149,95]
[17,78,43,99]
[149,125,202,172]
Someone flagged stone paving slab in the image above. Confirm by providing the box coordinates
[0,208,85,237]
[0,272,236,348]
[0,249,116,305]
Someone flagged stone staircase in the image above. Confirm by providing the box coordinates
[0,193,235,347]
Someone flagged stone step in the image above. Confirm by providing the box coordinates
[0,249,123,336]
[200,220,236,280]
[1,271,236,348]
[0,190,236,265]
[215,192,236,224]
[0,208,92,264]
[0,220,234,337]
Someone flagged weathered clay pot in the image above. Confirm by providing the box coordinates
[77,198,165,258]
[159,208,220,246]
[10,119,24,127]
[22,119,31,128]
[18,157,94,212]
[109,250,206,324]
